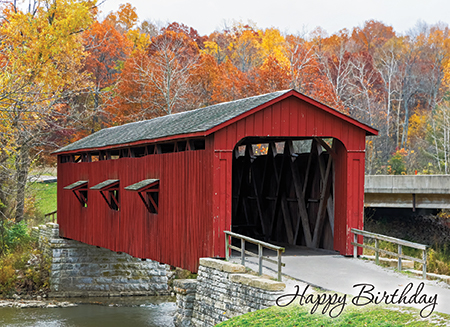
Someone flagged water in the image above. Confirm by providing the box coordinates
[0,296,176,327]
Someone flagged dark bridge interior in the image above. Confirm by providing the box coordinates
[231,137,336,250]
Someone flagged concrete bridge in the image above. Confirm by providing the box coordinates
[364,175,450,210]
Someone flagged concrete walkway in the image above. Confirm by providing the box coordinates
[230,246,450,316]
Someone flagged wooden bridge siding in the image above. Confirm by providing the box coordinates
[57,143,213,272]
[212,96,367,256]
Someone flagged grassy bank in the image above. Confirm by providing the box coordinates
[33,182,57,217]
[217,303,450,327]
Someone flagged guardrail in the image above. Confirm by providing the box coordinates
[45,210,57,223]
[224,231,285,281]
[351,228,428,279]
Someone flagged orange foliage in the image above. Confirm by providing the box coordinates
[83,20,132,89]
[252,55,290,93]
[351,20,396,53]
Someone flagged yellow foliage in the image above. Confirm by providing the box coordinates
[0,0,95,155]
[258,28,289,68]
[126,29,151,51]
[408,111,428,140]
[203,40,225,61]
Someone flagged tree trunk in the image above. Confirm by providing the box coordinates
[14,144,30,223]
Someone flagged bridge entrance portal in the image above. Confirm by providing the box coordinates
[231,137,336,250]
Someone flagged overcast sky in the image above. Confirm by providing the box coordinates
[98,0,450,36]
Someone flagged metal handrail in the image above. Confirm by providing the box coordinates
[45,210,57,223]
[351,228,427,279]
[224,230,285,281]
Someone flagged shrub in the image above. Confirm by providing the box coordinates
[0,220,31,255]
[387,148,407,175]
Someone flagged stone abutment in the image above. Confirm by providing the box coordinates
[31,223,168,297]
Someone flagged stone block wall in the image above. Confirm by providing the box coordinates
[173,279,197,327]
[32,223,168,297]
[174,258,285,327]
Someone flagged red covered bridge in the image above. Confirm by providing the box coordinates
[54,89,378,272]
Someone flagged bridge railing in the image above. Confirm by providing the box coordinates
[351,228,427,279]
[45,210,57,223]
[224,231,285,281]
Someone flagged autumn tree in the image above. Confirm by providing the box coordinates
[203,31,231,64]
[104,2,138,33]
[351,20,395,53]
[113,29,201,123]
[312,28,353,111]
[427,96,450,173]
[252,55,290,93]
[228,22,262,72]
[284,34,336,105]
[0,0,96,222]
[80,18,132,132]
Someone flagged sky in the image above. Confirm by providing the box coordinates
[98,0,450,36]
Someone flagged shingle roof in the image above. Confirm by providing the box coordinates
[55,90,291,154]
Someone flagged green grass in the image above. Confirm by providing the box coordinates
[217,304,450,326]
[33,182,57,216]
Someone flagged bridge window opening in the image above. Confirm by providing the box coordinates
[59,155,71,163]
[159,143,175,154]
[119,148,131,158]
[131,146,146,158]
[147,145,156,155]
[91,179,120,211]
[125,179,160,214]
[108,150,120,160]
[73,154,82,163]
[237,145,246,157]
[91,153,100,162]
[99,151,107,160]
[82,153,90,162]
[275,142,285,154]
[292,140,312,154]
[64,181,89,207]
[252,143,269,156]
[176,141,187,152]
[189,139,205,150]
[232,138,335,251]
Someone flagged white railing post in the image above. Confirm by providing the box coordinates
[258,244,263,275]
[225,234,229,261]
[423,249,427,279]
[398,244,402,271]
[277,249,282,282]
[241,239,245,266]
[375,239,379,265]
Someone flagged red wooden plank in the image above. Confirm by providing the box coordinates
[263,105,272,135]
[298,99,307,136]
[289,97,298,137]
[245,114,255,138]
[254,110,264,136]
[236,119,246,144]
[280,99,290,136]
[272,102,281,135]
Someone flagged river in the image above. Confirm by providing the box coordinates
[0,296,176,327]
